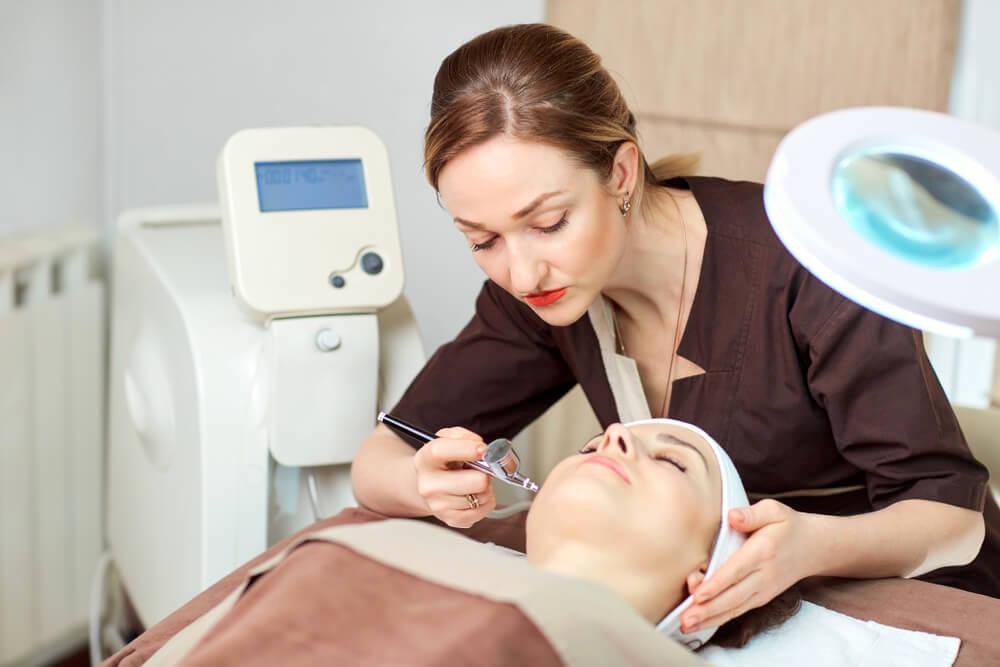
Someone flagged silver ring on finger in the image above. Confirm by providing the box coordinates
[465,493,480,510]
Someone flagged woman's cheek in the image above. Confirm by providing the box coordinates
[574,223,620,276]
[652,484,704,529]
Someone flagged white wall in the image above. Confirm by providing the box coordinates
[105,0,545,351]
[925,0,1000,407]
[0,0,103,237]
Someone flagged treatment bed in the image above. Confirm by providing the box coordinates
[104,508,1000,666]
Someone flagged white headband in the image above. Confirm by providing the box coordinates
[623,418,749,649]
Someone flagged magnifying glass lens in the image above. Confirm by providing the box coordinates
[832,150,1000,269]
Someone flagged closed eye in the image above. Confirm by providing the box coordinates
[654,454,687,473]
[578,432,602,454]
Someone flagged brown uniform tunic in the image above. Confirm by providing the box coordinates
[392,176,999,598]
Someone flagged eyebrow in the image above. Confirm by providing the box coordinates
[454,190,564,229]
[656,433,710,471]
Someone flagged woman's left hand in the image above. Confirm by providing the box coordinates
[680,499,820,634]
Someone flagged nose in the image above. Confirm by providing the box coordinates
[598,423,635,459]
[506,240,548,295]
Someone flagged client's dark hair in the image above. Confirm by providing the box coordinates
[708,586,803,648]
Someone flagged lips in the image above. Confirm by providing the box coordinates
[524,287,567,307]
[582,455,631,484]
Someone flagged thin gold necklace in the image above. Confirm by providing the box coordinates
[612,192,689,418]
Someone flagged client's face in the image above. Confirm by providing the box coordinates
[525,422,722,620]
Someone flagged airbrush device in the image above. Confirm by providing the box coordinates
[377,412,540,492]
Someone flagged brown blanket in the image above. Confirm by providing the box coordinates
[105,508,1000,666]
[104,508,560,667]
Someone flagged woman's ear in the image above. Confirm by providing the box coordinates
[685,562,708,595]
[609,141,640,198]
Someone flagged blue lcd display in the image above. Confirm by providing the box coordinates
[254,159,368,212]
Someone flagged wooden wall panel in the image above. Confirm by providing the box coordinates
[637,116,784,184]
[549,0,960,128]
[549,0,959,183]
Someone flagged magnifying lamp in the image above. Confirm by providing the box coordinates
[764,107,1000,338]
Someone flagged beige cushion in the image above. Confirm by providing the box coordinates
[954,406,1000,502]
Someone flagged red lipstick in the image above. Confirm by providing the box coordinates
[583,455,631,484]
[524,287,567,307]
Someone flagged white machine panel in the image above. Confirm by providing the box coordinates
[267,314,379,467]
[217,126,405,320]
[107,209,425,625]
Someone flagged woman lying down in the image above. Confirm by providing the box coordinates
[114,418,966,666]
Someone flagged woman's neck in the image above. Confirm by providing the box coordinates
[529,541,686,625]
[602,185,701,329]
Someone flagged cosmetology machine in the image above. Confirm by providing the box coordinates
[106,127,425,627]
[765,107,1000,337]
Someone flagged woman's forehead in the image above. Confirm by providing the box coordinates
[438,137,585,216]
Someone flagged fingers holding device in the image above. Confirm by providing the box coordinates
[376,412,539,528]
[414,426,497,528]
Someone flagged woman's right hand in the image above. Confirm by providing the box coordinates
[413,426,496,528]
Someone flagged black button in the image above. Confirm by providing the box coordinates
[330,275,346,289]
[361,252,384,275]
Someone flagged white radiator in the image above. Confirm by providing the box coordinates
[0,225,105,665]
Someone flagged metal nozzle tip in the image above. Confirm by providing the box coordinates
[376,411,386,422]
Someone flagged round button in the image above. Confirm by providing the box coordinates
[361,252,384,275]
[330,275,346,289]
[315,328,342,352]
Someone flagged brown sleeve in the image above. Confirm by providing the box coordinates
[390,280,577,443]
[792,273,988,512]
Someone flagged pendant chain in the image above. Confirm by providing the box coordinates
[612,193,689,418]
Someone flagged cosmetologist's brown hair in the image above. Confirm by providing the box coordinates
[423,23,699,209]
